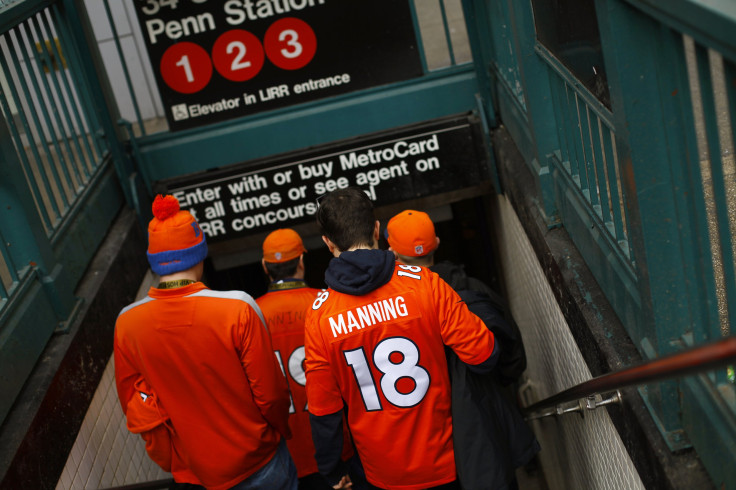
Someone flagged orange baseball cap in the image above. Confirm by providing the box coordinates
[262,228,306,263]
[385,210,437,257]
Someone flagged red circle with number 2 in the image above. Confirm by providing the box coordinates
[264,17,317,70]
[160,42,212,94]
[212,30,265,82]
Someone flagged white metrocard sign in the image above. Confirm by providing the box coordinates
[162,116,489,242]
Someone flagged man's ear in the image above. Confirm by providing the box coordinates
[322,235,337,255]
[261,258,268,276]
[373,220,380,244]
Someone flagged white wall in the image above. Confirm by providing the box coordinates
[494,194,645,490]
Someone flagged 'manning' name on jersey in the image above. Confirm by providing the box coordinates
[322,292,421,339]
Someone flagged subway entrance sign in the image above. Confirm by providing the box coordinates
[160,115,490,242]
[132,0,423,131]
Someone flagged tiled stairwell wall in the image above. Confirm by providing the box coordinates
[493,194,645,490]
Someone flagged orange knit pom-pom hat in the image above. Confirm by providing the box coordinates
[147,194,207,275]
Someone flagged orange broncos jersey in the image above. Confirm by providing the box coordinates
[114,282,291,490]
[304,264,495,490]
[257,281,354,478]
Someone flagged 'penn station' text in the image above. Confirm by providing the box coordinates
[329,296,409,338]
[145,0,327,45]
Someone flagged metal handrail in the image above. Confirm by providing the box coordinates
[523,336,736,419]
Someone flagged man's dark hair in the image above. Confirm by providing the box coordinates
[264,257,300,281]
[316,187,375,251]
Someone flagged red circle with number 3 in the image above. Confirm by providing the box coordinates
[160,42,212,94]
[212,30,265,82]
[264,17,317,70]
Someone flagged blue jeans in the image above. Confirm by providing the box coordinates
[229,439,298,490]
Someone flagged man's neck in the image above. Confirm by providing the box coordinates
[159,271,198,283]
[344,241,377,253]
[158,263,202,289]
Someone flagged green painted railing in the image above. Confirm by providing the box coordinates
[0,0,129,426]
[0,5,103,235]
[469,0,736,487]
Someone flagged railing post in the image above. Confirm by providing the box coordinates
[460,0,496,127]
[55,0,140,208]
[504,0,560,225]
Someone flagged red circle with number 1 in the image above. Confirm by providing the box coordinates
[264,17,317,70]
[213,29,265,82]
[160,42,212,94]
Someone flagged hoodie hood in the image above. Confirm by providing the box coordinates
[325,249,395,296]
